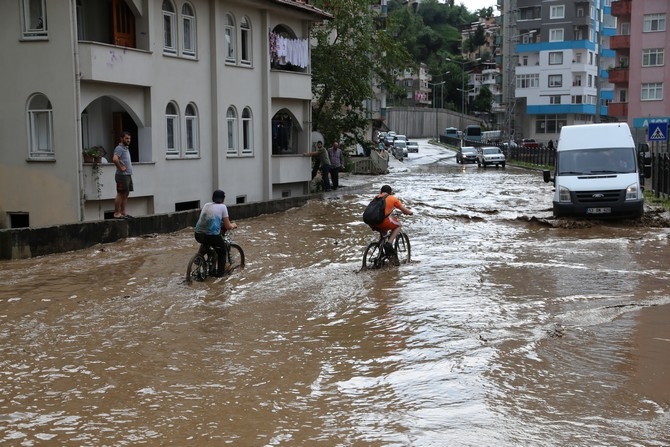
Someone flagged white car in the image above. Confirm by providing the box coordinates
[407,141,419,153]
[392,141,408,159]
[477,146,506,168]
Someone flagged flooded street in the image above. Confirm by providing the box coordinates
[2,140,670,446]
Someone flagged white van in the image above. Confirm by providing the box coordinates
[543,122,644,218]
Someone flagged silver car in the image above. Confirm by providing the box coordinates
[477,146,506,168]
[392,141,408,159]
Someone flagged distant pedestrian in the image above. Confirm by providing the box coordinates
[547,139,555,150]
[328,142,344,190]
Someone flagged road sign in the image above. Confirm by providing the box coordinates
[648,122,668,141]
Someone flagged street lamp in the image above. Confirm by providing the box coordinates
[446,57,481,131]
[428,81,446,140]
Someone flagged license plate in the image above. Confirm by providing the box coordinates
[586,207,611,214]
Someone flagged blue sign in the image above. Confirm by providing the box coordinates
[648,122,668,141]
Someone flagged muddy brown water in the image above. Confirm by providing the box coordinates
[2,147,670,446]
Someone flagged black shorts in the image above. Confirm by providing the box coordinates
[115,174,134,193]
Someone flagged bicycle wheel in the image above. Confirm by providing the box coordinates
[394,232,411,264]
[225,243,245,274]
[186,253,208,284]
[362,242,382,269]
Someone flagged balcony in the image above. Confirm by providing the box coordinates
[271,155,311,184]
[270,70,312,100]
[608,102,628,118]
[78,42,154,87]
[611,0,632,17]
[607,67,629,84]
[609,35,630,50]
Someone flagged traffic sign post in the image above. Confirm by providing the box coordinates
[648,122,668,142]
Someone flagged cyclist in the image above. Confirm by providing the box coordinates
[194,189,238,277]
[367,185,413,258]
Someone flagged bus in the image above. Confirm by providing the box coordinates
[463,125,482,142]
[444,127,459,138]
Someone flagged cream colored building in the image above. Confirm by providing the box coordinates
[0,0,329,228]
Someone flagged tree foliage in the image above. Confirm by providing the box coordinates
[309,0,488,144]
[310,0,412,147]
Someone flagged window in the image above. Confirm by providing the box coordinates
[162,0,176,54]
[548,75,563,88]
[641,83,663,101]
[224,13,236,63]
[618,89,627,102]
[21,0,47,39]
[185,103,198,155]
[642,49,664,67]
[240,16,252,66]
[620,22,630,35]
[182,3,196,57]
[516,73,539,89]
[549,95,562,104]
[573,75,582,86]
[166,102,180,155]
[643,14,666,32]
[549,29,564,42]
[549,52,563,65]
[550,5,565,19]
[241,107,253,155]
[226,107,238,154]
[27,94,53,159]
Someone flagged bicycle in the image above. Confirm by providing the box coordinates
[186,231,245,284]
[362,227,411,269]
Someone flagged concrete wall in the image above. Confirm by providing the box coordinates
[0,195,317,260]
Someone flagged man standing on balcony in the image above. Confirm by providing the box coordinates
[113,131,134,219]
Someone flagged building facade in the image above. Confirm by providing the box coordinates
[1,0,329,228]
[609,0,669,148]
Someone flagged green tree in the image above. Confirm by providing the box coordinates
[310,0,412,147]
[472,86,493,114]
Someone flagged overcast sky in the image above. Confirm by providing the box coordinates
[458,0,497,14]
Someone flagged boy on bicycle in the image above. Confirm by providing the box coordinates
[368,185,413,258]
[194,189,238,277]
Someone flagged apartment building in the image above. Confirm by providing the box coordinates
[0,0,329,228]
[499,0,613,143]
[609,0,669,147]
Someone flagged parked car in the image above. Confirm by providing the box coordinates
[477,146,506,168]
[392,140,408,159]
[384,131,397,145]
[456,146,477,164]
[393,134,408,144]
[407,141,419,153]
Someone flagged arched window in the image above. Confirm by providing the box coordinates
[185,103,199,155]
[224,13,236,63]
[165,102,180,155]
[27,94,53,159]
[226,107,238,155]
[181,3,196,57]
[242,107,253,154]
[240,16,252,66]
[162,0,176,54]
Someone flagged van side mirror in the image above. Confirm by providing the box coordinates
[543,170,553,183]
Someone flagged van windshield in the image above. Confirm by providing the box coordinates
[557,147,636,175]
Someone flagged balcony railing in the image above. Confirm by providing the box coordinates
[609,35,630,50]
[607,102,628,118]
[611,0,632,17]
[608,67,629,84]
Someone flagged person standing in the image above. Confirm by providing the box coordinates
[327,142,344,190]
[194,190,238,277]
[304,140,332,191]
[113,131,133,219]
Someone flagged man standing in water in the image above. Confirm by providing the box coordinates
[113,131,134,219]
